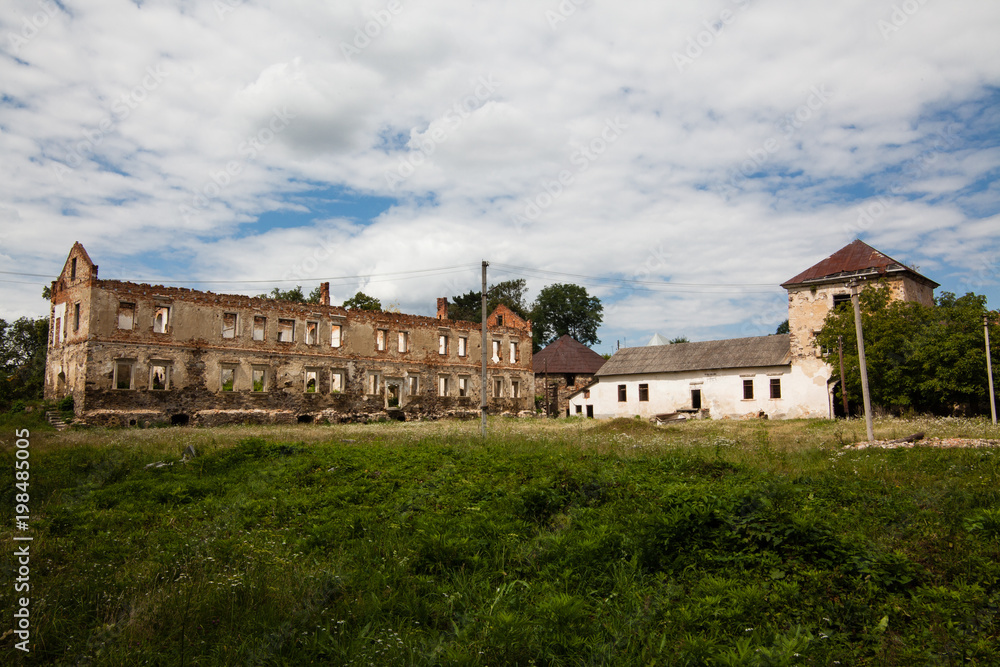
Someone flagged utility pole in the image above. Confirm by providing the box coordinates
[851,281,875,442]
[838,335,849,416]
[481,261,488,438]
[986,315,997,426]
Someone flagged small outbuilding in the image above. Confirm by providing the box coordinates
[533,335,606,416]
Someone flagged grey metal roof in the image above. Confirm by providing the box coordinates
[596,334,791,376]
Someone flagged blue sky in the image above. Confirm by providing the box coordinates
[1,0,999,355]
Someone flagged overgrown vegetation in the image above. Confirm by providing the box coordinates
[0,316,49,411]
[817,284,999,416]
[5,417,1000,665]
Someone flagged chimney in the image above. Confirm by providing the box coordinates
[320,282,330,306]
[436,297,449,320]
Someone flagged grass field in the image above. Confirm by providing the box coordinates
[4,415,1000,665]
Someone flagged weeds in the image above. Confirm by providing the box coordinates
[4,416,1000,664]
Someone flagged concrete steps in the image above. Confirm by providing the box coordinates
[45,410,70,430]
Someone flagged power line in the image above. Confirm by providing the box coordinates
[490,263,781,294]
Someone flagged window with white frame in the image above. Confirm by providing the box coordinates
[114,360,134,390]
[304,369,319,393]
[153,306,170,333]
[458,336,468,357]
[222,313,237,339]
[491,339,501,363]
[458,376,469,397]
[221,364,237,392]
[438,376,449,397]
[376,329,387,351]
[277,319,295,342]
[398,331,408,353]
[150,362,170,391]
[509,340,519,363]
[331,323,342,348]
[438,334,449,355]
[252,366,268,392]
[331,369,345,393]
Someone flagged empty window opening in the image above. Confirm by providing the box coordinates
[376,329,386,351]
[331,324,342,348]
[54,318,61,344]
[458,336,468,357]
[386,383,400,408]
[331,371,345,393]
[743,379,754,400]
[491,340,501,363]
[493,378,504,397]
[576,404,583,414]
[153,306,170,334]
[833,293,851,310]
[512,380,520,398]
[618,384,627,402]
[277,319,295,342]
[118,303,135,330]
[221,365,236,392]
[639,384,649,402]
[253,316,266,341]
[306,321,318,345]
[407,376,419,396]
[438,334,449,355]
[438,376,449,397]
[368,373,380,395]
[70,257,77,280]
[509,341,519,363]
[691,389,702,410]
[74,302,81,332]
[114,360,134,390]
[496,314,504,326]
[171,414,190,426]
[252,367,267,392]
[770,378,782,399]
[297,414,314,424]
[222,313,237,339]
[458,377,469,397]
[304,370,319,393]
[150,363,170,391]
[584,389,591,399]
[398,331,408,353]
[586,405,594,418]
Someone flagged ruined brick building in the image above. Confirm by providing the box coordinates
[45,243,533,426]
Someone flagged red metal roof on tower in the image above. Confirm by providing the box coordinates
[781,239,938,288]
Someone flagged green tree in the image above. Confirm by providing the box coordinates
[449,279,529,323]
[342,291,382,311]
[0,317,49,410]
[775,320,789,335]
[530,283,603,351]
[258,285,323,304]
[816,283,998,415]
[669,336,690,344]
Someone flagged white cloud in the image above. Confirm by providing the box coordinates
[0,0,998,337]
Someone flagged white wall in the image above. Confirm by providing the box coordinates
[567,363,831,420]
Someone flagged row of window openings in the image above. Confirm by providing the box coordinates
[115,361,521,398]
[615,380,782,403]
[117,306,520,360]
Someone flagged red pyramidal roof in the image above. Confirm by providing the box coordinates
[781,240,938,288]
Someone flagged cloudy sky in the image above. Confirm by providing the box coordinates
[2,0,998,354]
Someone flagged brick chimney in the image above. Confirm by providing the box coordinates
[436,297,449,320]
[320,282,330,306]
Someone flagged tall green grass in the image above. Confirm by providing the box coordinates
[4,416,1000,665]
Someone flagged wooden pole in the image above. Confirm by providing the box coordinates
[986,315,996,426]
[481,261,488,438]
[851,281,875,442]
[838,335,849,416]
